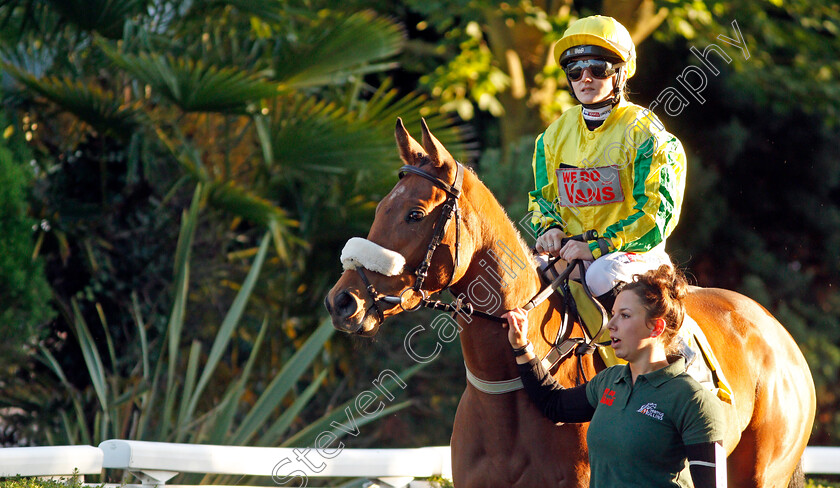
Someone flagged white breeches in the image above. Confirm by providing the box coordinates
[538,243,672,297]
[584,245,672,296]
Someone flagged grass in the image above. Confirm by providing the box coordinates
[0,477,836,488]
[0,470,836,488]
[0,472,98,488]
[808,479,840,488]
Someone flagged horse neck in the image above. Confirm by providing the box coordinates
[448,171,545,381]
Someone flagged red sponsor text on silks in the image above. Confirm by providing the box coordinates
[556,166,624,207]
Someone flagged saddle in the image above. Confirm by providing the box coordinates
[538,257,734,405]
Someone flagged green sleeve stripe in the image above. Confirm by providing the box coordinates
[622,177,670,252]
[632,141,681,250]
[602,138,656,250]
[529,133,561,234]
[604,137,682,252]
[534,133,548,190]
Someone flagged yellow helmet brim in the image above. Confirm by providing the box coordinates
[553,16,637,79]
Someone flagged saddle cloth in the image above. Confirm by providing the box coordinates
[677,314,734,405]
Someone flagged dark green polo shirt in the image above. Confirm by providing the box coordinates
[584,358,724,488]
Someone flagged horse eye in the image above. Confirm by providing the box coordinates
[406,210,425,222]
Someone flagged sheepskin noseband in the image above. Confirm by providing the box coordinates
[340,237,406,276]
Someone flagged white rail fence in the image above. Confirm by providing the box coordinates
[0,441,837,488]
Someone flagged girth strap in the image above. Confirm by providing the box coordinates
[464,363,524,394]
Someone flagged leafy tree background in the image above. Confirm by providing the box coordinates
[0,114,54,359]
[0,0,837,456]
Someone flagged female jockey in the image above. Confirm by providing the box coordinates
[529,15,687,308]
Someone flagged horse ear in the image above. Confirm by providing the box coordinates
[395,117,427,166]
[420,118,454,168]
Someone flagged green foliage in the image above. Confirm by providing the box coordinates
[0,473,94,488]
[475,134,539,226]
[0,63,142,137]
[99,47,279,113]
[0,0,467,448]
[423,21,510,120]
[420,476,455,488]
[2,0,836,457]
[657,0,840,126]
[8,189,423,468]
[271,10,407,89]
[413,1,572,125]
[806,479,840,488]
[0,118,54,359]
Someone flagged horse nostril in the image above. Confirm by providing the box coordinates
[324,295,333,315]
[334,290,358,318]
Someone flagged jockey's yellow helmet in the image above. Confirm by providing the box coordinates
[554,15,637,79]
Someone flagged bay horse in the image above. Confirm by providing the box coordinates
[324,119,816,487]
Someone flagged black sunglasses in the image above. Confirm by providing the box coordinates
[564,59,623,82]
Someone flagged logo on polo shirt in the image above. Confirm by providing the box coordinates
[637,402,664,420]
[600,388,616,406]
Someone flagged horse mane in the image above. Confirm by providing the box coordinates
[456,164,542,308]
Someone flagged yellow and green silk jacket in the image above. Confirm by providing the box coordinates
[528,100,687,259]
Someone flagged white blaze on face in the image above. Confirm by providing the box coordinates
[387,185,407,202]
[340,237,406,276]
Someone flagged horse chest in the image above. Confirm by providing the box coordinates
[451,393,591,487]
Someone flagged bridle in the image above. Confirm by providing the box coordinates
[354,162,464,323]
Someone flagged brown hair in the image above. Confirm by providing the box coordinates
[620,265,688,354]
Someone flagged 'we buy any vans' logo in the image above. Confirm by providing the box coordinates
[556,166,624,207]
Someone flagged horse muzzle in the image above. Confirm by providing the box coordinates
[324,287,380,335]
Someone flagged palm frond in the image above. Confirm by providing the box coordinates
[273,10,405,89]
[206,180,297,230]
[358,80,473,160]
[266,89,471,179]
[0,61,141,137]
[0,40,55,78]
[267,95,384,175]
[187,0,287,24]
[187,23,272,73]
[45,0,148,38]
[98,40,278,113]
[0,0,62,44]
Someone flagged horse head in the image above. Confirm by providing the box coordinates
[325,118,476,336]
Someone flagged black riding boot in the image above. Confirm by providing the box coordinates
[595,285,621,315]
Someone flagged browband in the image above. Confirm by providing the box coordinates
[399,163,463,198]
